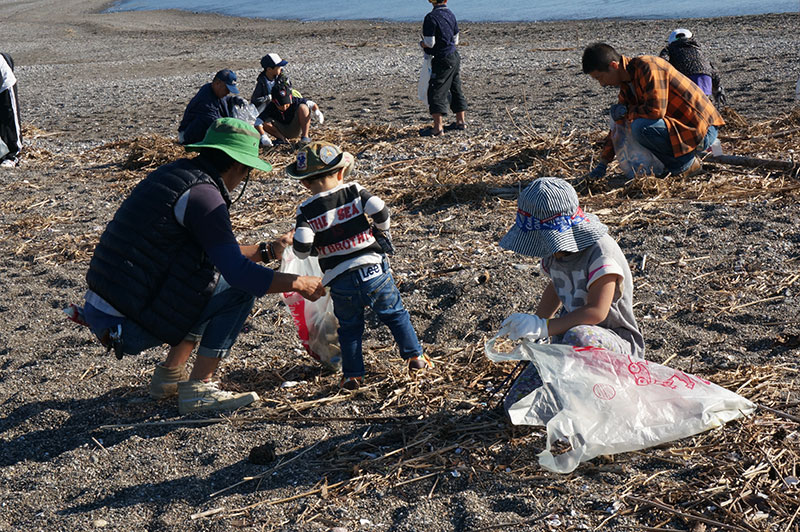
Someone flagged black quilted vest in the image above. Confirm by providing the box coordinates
[86,157,231,345]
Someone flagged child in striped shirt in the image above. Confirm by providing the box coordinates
[286,142,431,390]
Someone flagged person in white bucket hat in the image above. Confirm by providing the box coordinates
[497,177,644,413]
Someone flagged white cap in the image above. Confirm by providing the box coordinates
[668,28,692,44]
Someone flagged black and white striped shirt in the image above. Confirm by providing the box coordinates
[294,182,390,285]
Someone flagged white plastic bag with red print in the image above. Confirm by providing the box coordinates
[279,246,341,372]
[486,336,755,473]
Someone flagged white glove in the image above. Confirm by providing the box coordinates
[306,100,324,124]
[498,313,549,340]
[260,134,273,147]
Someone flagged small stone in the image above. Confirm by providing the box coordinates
[249,443,277,465]
[93,519,108,528]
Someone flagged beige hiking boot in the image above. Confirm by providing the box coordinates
[177,380,259,415]
[677,156,703,178]
[149,363,189,400]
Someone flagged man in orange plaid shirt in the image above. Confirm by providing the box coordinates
[582,42,724,179]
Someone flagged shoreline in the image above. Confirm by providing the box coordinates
[102,0,799,25]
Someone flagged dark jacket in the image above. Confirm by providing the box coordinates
[659,39,722,96]
[251,72,278,110]
[423,4,459,58]
[86,157,231,345]
[178,83,229,145]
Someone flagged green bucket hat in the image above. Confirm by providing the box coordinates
[185,117,272,172]
[285,141,354,180]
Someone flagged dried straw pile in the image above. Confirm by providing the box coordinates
[8,109,800,529]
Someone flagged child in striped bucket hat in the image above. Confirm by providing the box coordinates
[497,177,645,414]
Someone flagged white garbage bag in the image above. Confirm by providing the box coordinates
[486,335,755,473]
[609,118,665,179]
[417,54,432,103]
[279,246,341,371]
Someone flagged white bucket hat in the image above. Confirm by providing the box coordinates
[668,28,692,44]
[499,177,608,258]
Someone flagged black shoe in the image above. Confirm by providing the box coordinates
[273,138,289,146]
[340,376,363,391]
[419,127,443,137]
[443,122,467,132]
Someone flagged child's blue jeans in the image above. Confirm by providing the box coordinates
[328,259,423,378]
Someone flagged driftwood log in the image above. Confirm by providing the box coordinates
[703,153,798,172]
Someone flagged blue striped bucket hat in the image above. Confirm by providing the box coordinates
[499,177,608,257]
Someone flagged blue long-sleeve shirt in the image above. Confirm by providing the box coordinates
[178,83,229,145]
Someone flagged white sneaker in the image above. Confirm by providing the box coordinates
[177,380,259,414]
[0,159,16,168]
[260,134,273,147]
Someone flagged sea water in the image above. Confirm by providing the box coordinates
[107,0,798,23]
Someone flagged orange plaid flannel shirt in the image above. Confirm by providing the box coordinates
[600,55,725,162]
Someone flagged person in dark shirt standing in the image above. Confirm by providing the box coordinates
[419,0,468,136]
[251,53,289,115]
[178,69,240,146]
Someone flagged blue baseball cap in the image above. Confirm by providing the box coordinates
[214,69,240,94]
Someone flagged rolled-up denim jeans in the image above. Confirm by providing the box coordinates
[631,118,717,174]
[85,276,254,359]
[329,259,423,378]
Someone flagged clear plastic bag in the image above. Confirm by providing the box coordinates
[610,118,665,179]
[417,54,432,103]
[279,247,342,371]
[486,335,755,473]
[226,96,260,125]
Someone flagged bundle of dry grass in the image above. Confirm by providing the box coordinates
[8,108,800,265]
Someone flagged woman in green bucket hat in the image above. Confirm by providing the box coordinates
[83,117,325,415]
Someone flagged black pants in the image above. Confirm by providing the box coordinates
[0,82,21,162]
[427,51,468,116]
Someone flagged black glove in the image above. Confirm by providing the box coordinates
[588,162,608,179]
[713,86,728,107]
[372,225,394,256]
[609,104,627,122]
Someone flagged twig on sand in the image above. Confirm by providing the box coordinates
[625,495,754,532]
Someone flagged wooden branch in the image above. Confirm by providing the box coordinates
[704,154,797,172]
[625,495,755,532]
[758,403,800,424]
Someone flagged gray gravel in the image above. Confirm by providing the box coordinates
[1,1,799,531]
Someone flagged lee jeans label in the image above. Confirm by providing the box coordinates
[357,263,382,282]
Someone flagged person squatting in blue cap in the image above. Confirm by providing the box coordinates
[178,69,242,146]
